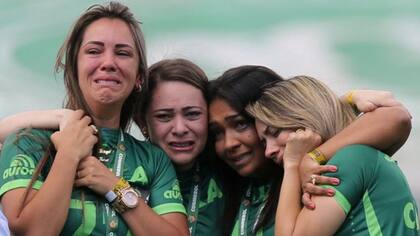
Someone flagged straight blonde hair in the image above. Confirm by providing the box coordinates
[247,75,356,141]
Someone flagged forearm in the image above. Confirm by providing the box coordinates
[275,165,301,236]
[0,109,64,142]
[318,106,411,158]
[122,201,188,236]
[7,151,78,235]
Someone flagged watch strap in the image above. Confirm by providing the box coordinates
[105,190,118,203]
[111,178,138,213]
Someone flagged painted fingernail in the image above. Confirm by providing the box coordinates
[332,178,340,185]
[327,189,335,196]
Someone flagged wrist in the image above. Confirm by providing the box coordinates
[345,90,355,106]
[283,161,300,170]
[307,148,327,165]
[55,149,81,165]
[108,178,139,214]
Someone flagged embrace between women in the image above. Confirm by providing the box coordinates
[0,1,417,236]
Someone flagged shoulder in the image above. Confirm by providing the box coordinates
[123,134,171,165]
[1,128,52,154]
[332,144,380,162]
[328,144,382,174]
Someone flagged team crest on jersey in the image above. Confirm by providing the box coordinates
[3,154,36,179]
[164,180,182,200]
[129,166,149,185]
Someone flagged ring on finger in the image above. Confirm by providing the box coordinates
[90,124,98,135]
[310,174,317,185]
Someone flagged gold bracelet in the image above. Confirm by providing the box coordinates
[307,148,328,165]
[345,90,355,106]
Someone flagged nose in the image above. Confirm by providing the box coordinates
[100,51,117,72]
[171,115,188,136]
[264,140,279,159]
[224,130,240,154]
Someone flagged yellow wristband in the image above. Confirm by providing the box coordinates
[307,148,327,165]
[345,90,355,106]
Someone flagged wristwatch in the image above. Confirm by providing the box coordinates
[106,178,139,213]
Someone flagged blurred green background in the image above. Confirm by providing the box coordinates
[1,0,419,203]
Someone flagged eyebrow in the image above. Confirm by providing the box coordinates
[83,41,134,49]
[225,114,243,122]
[153,106,204,113]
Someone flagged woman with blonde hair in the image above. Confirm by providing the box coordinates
[247,75,418,235]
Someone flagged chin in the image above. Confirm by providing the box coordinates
[170,153,197,167]
[234,164,255,177]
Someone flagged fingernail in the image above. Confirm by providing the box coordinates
[310,203,315,209]
[332,178,340,185]
[330,166,337,172]
[327,189,335,196]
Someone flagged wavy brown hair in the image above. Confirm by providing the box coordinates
[19,1,147,217]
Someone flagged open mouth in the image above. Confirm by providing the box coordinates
[94,79,121,86]
[169,141,195,151]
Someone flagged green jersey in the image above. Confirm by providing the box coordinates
[177,157,225,236]
[324,144,419,236]
[0,128,186,236]
[231,180,274,236]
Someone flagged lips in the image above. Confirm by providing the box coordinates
[95,79,121,85]
[227,151,252,167]
[93,75,122,88]
[168,141,195,151]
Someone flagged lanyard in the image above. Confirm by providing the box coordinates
[238,183,267,236]
[187,162,201,236]
[104,130,125,236]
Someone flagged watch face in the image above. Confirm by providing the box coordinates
[122,189,139,208]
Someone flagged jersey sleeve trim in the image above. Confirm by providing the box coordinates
[152,203,187,215]
[0,179,43,196]
[363,191,383,236]
[322,185,351,215]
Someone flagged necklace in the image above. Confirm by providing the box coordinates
[187,161,201,236]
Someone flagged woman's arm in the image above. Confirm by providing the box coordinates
[335,89,412,156]
[300,90,411,205]
[73,156,189,236]
[0,109,72,143]
[1,110,97,235]
[275,129,320,236]
[292,195,345,236]
[122,203,188,236]
[320,106,410,158]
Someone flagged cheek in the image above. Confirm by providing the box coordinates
[242,130,260,148]
[277,132,291,145]
[214,140,225,158]
[191,119,208,137]
[148,121,170,143]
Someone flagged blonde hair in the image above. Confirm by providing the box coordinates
[247,75,356,141]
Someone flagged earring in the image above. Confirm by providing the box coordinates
[141,126,149,141]
[135,83,142,93]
